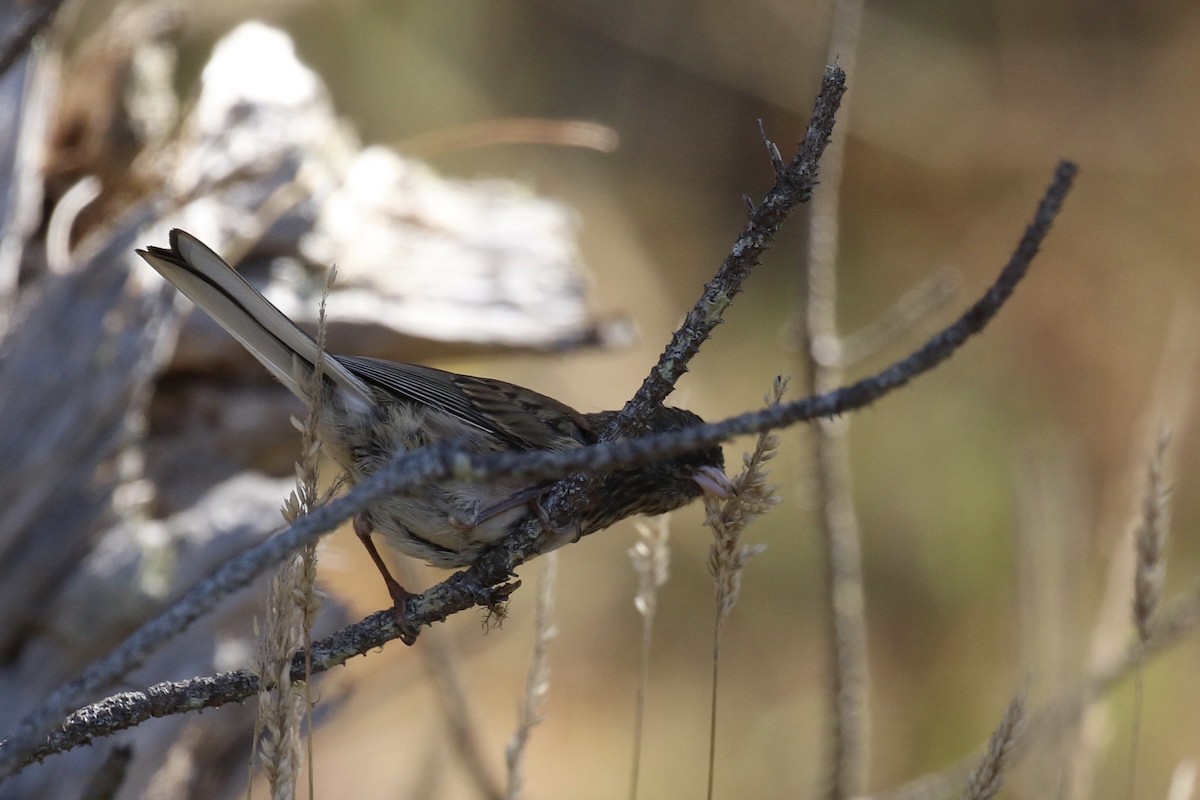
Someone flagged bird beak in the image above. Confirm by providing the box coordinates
[693,465,736,499]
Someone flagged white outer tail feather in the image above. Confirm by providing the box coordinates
[137,230,374,413]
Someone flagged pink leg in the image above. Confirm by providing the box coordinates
[449,486,555,532]
[354,514,419,645]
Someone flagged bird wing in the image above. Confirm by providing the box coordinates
[336,356,589,451]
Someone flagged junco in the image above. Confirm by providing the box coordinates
[138,230,733,641]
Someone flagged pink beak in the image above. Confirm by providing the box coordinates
[693,465,736,498]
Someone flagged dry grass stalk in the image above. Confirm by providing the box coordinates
[704,377,785,799]
[855,569,1200,800]
[1133,431,1172,644]
[505,552,559,800]
[1127,432,1173,800]
[960,694,1026,800]
[251,561,304,799]
[251,271,337,798]
[628,515,672,800]
[1065,306,1199,800]
[706,377,784,621]
[801,15,869,788]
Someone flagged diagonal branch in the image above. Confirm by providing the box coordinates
[0,159,1077,777]
[615,64,848,427]
[514,64,848,569]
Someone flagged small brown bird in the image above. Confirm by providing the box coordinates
[138,230,733,640]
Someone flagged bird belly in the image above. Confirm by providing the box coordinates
[363,480,529,567]
[321,403,534,567]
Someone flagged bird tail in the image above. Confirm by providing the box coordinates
[137,229,374,411]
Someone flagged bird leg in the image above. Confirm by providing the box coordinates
[353,513,419,645]
[449,486,584,557]
[447,485,546,532]
[450,484,575,533]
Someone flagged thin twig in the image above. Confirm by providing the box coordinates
[398,118,620,157]
[0,159,1077,779]
[801,4,868,797]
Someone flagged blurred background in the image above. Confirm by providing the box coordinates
[12,0,1200,797]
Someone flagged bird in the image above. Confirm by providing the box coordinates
[137,229,733,642]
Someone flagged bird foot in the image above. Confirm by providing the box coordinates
[386,581,420,646]
[355,513,421,645]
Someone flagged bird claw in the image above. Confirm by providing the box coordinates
[488,579,520,604]
[532,499,582,550]
[386,582,420,646]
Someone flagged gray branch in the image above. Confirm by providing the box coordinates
[0,159,1077,777]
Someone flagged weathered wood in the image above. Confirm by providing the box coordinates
[0,18,606,797]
